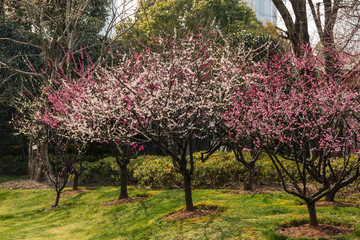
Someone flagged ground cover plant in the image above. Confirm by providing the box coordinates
[1,176,360,240]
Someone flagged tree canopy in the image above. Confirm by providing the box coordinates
[117,0,263,42]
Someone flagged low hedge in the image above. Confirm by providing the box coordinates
[79,151,352,189]
[80,156,120,185]
[129,151,286,189]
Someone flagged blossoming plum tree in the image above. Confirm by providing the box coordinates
[16,87,84,208]
[105,29,242,211]
[226,47,360,226]
[42,51,145,200]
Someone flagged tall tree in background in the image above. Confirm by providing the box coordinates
[272,0,310,55]
[273,1,359,66]
[0,0,138,181]
[117,0,262,43]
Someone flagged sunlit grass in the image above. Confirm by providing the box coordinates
[0,182,360,239]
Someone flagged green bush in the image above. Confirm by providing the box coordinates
[129,151,304,189]
[130,152,258,189]
[79,151,342,189]
[192,151,243,187]
[129,155,183,189]
[80,156,120,185]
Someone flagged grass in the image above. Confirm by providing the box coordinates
[0,179,360,239]
[0,175,26,184]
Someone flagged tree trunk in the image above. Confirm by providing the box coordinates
[118,164,128,199]
[244,163,255,191]
[325,186,341,202]
[72,170,80,190]
[306,201,318,226]
[28,137,49,182]
[53,191,61,207]
[272,0,310,57]
[0,0,4,18]
[183,170,194,211]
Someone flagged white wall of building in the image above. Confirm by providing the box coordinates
[243,0,277,25]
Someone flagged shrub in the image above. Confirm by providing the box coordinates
[80,156,120,185]
[129,151,306,189]
[192,151,243,187]
[129,155,183,189]
[130,152,247,188]
[78,151,354,189]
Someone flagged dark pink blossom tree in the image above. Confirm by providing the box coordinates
[226,47,360,226]
[16,88,84,208]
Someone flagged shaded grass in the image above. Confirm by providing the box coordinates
[0,185,359,240]
[0,175,25,184]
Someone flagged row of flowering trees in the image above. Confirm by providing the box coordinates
[26,28,360,226]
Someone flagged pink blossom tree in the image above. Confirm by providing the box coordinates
[206,41,278,191]
[108,30,242,211]
[42,51,145,200]
[226,47,360,226]
[15,87,85,208]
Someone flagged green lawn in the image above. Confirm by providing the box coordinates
[0,180,360,239]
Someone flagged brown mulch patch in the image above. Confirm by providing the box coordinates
[228,184,284,195]
[101,197,146,206]
[163,205,220,221]
[277,224,354,239]
[0,180,49,189]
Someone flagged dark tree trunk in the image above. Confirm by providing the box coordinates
[110,143,130,200]
[0,0,4,17]
[306,201,318,226]
[72,170,80,190]
[28,137,50,182]
[272,0,310,57]
[244,163,255,191]
[325,185,341,202]
[183,170,194,211]
[118,164,128,199]
[53,191,61,207]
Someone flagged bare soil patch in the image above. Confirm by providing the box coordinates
[101,197,146,206]
[163,205,221,220]
[0,179,49,190]
[277,224,354,239]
